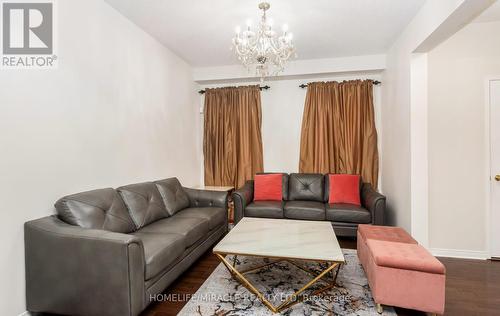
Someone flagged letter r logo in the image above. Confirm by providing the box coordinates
[2,2,53,54]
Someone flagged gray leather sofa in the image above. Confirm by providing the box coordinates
[233,173,385,237]
[24,177,228,316]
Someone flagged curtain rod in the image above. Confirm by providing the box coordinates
[198,85,270,94]
[299,80,381,89]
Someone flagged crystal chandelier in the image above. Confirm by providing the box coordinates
[232,2,296,82]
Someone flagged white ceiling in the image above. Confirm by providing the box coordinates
[474,0,500,23]
[105,0,426,67]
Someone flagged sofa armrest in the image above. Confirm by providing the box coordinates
[361,183,386,225]
[183,187,228,210]
[232,180,254,224]
[25,216,145,316]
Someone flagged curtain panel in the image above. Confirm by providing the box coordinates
[299,80,379,188]
[203,85,264,188]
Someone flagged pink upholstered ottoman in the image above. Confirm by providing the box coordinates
[357,225,446,315]
[358,224,418,244]
[357,224,417,277]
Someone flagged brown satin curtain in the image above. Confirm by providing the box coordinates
[299,80,379,188]
[203,85,264,188]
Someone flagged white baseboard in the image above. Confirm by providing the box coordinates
[19,312,31,316]
[430,248,489,260]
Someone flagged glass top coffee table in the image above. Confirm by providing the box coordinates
[213,217,345,313]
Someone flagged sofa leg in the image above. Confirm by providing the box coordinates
[376,303,383,314]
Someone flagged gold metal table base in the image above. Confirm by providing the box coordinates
[214,253,342,314]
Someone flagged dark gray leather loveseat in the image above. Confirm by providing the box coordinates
[233,173,385,237]
[24,177,228,316]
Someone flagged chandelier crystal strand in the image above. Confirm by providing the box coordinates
[232,2,296,82]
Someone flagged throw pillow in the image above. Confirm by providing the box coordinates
[328,174,361,205]
[254,174,283,201]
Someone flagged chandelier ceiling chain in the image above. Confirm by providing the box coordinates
[231,2,296,82]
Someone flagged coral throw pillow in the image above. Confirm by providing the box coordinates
[254,174,283,201]
[328,174,361,206]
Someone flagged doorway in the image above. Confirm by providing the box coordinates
[489,79,500,259]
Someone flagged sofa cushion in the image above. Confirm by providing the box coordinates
[245,201,284,219]
[358,224,418,244]
[55,188,136,233]
[326,203,371,224]
[174,207,226,230]
[154,178,190,216]
[117,182,170,229]
[138,216,209,247]
[132,231,185,280]
[284,201,325,220]
[288,173,324,202]
[367,239,446,274]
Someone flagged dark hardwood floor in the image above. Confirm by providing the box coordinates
[141,239,500,316]
[142,237,500,316]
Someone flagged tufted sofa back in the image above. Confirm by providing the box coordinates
[154,178,190,216]
[55,188,136,233]
[287,173,325,202]
[54,178,195,233]
[117,182,170,229]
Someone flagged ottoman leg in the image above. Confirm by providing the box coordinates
[376,303,383,314]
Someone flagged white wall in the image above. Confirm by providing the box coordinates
[380,0,492,235]
[410,53,429,246]
[0,1,201,314]
[382,0,466,231]
[199,73,383,183]
[427,20,500,257]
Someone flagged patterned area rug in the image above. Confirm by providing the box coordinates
[178,249,396,315]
